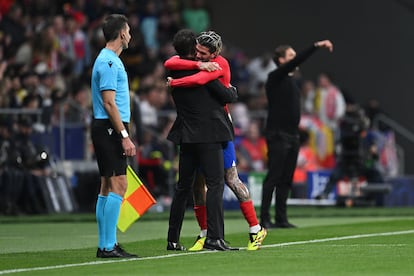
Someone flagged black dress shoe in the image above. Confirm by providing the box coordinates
[96,248,104,258]
[275,222,297,228]
[203,238,239,251]
[167,241,186,251]
[100,244,138,258]
[261,221,277,229]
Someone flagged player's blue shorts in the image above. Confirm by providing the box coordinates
[223,141,237,169]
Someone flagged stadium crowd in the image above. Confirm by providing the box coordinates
[0,0,399,214]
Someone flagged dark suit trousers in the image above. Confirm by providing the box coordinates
[260,131,299,224]
[168,143,225,242]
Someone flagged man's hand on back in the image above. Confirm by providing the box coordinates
[198,61,222,72]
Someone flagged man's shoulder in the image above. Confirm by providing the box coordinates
[94,53,120,69]
[166,55,180,61]
[164,55,179,66]
[97,48,114,59]
[267,69,278,77]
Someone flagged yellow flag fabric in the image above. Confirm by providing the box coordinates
[117,165,156,232]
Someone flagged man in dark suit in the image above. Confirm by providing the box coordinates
[166,29,238,251]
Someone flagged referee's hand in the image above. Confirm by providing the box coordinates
[122,137,136,156]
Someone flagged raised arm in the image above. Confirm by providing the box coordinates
[276,40,334,76]
[315,40,333,52]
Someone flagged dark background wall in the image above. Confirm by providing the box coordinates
[206,0,414,174]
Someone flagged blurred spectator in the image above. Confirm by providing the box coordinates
[140,0,160,58]
[52,15,75,73]
[293,128,320,184]
[0,1,14,16]
[49,88,68,127]
[224,47,250,101]
[139,80,168,132]
[246,52,276,96]
[137,129,171,199]
[229,102,250,135]
[301,79,316,115]
[14,116,43,170]
[299,114,336,169]
[17,70,39,107]
[65,82,92,125]
[314,72,346,136]
[0,115,50,215]
[12,116,48,213]
[14,33,33,67]
[0,116,23,215]
[236,120,267,172]
[182,0,210,33]
[157,7,181,47]
[31,23,59,73]
[363,99,390,132]
[0,75,10,108]
[0,4,27,59]
[316,105,385,203]
[246,81,268,111]
[89,14,107,60]
[122,13,150,79]
[131,89,145,145]
[66,10,90,76]
[362,100,399,177]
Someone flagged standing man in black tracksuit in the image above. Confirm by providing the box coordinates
[260,40,333,229]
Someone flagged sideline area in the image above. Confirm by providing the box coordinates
[1,229,413,275]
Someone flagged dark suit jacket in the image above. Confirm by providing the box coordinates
[167,69,236,144]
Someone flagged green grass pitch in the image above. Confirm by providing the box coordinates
[0,207,413,275]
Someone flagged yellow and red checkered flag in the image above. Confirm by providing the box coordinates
[117,165,157,232]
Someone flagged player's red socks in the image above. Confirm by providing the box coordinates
[194,205,207,230]
[240,200,259,227]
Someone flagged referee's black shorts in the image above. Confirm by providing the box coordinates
[91,119,128,177]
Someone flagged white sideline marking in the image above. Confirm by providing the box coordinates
[1,230,413,275]
[259,229,414,249]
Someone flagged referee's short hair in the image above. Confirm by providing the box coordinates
[102,14,128,42]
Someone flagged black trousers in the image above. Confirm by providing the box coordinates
[260,131,299,224]
[168,142,225,242]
